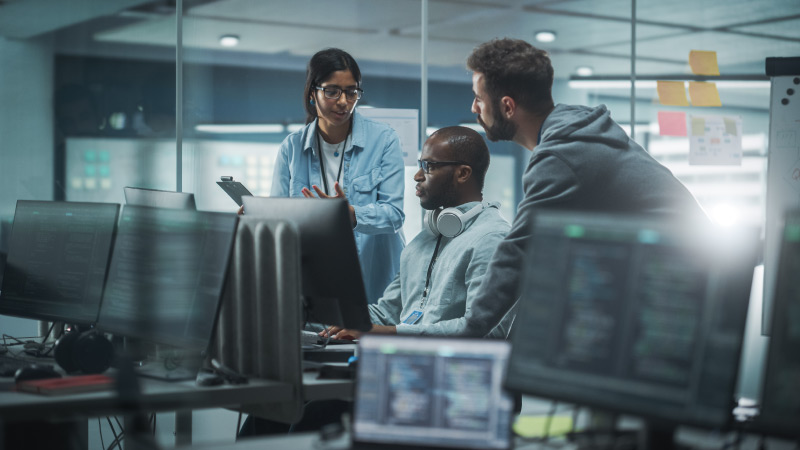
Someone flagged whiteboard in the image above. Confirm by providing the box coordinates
[763,74,800,334]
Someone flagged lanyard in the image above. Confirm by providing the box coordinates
[316,128,347,196]
[419,235,444,310]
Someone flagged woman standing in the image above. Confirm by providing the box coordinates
[271,48,405,304]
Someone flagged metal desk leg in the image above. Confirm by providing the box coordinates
[175,410,192,446]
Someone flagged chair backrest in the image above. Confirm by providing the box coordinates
[210,217,304,423]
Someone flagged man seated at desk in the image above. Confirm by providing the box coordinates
[321,125,513,341]
[239,126,512,438]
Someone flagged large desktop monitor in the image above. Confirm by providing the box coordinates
[0,200,119,325]
[505,211,758,445]
[754,210,800,439]
[123,186,197,210]
[241,197,372,331]
[353,335,514,449]
[96,205,237,354]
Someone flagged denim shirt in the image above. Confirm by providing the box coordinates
[368,202,513,337]
[271,110,405,303]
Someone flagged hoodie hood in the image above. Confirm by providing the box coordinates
[539,104,630,150]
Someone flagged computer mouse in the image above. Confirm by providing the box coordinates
[14,364,62,383]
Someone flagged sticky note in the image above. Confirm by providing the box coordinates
[723,117,738,136]
[688,82,722,107]
[691,117,706,136]
[657,111,687,136]
[513,415,573,439]
[657,81,689,106]
[689,50,720,76]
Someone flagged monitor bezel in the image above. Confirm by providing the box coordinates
[241,196,372,332]
[0,200,120,326]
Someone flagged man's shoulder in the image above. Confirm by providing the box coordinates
[463,208,510,238]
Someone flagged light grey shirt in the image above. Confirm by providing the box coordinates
[368,201,512,337]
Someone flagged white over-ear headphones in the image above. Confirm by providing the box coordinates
[424,201,500,238]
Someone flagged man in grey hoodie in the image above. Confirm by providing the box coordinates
[456,38,707,338]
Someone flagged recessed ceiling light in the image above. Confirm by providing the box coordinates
[219,34,240,47]
[534,30,556,43]
[575,66,594,77]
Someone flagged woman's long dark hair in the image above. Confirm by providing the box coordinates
[303,48,362,124]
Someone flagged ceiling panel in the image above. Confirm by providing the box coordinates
[730,17,800,40]
[538,0,800,30]
[425,9,683,52]
[601,31,800,73]
[189,0,422,31]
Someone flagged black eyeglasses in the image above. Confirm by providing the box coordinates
[417,160,469,174]
[315,86,363,101]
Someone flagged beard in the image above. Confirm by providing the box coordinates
[419,181,459,211]
[478,107,517,142]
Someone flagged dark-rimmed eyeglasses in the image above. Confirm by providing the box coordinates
[316,86,363,101]
[417,159,469,174]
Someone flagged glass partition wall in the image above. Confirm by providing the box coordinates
[0,0,798,446]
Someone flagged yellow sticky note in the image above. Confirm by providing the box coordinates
[656,81,689,106]
[513,415,573,438]
[688,81,722,107]
[723,117,738,136]
[689,50,720,76]
[691,117,706,136]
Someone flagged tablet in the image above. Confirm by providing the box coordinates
[216,178,253,206]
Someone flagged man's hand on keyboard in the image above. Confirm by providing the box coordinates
[320,326,360,341]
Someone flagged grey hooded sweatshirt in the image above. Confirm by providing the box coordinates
[456,103,707,337]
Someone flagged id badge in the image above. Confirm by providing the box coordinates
[402,310,423,325]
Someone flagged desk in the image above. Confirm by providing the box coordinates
[0,369,353,447]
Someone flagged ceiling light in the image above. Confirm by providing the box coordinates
[575,66,594,77]
[195,124,284,134]
[219,34,240,47]
[534,31,556,43]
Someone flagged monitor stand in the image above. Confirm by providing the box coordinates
[640,421,689,450]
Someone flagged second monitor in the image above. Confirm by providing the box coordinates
[242,197,372,331]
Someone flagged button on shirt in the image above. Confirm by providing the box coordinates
[271,110,406,303]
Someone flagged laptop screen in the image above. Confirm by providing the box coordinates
[353,335,513,449]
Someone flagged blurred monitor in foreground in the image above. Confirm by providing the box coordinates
[506,211,758,447]
[124,186,196,210]
[755,210,800,439]
[0,200,119,325]
[97,206,237,378]
[242,197,371,331]
[353,335,513,449]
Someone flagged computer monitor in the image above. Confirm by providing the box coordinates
[0,200,119,325]
[353,335,514,449]
[96,205,237,353]
[241,197,372,331]
[755,210,800,439]
[123,186,196,210]
[505,211,758,445]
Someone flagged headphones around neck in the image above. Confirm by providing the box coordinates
[424,201,500,238]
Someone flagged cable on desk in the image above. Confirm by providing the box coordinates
[98,418,106,450]
[543,401,558,442]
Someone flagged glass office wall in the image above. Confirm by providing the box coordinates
[0,0,797,446]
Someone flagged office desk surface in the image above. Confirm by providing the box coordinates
[0,371,353,423]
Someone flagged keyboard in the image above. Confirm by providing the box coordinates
[301,330,356,346]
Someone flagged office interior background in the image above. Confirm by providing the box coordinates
[0,0,798,447]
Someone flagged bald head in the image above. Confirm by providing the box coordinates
[428,126,490,191]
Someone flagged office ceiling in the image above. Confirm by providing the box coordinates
[2,0,799,100]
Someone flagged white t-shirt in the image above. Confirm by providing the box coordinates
[318,135,348,196]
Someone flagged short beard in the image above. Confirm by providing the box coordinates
[478,105,517,142]
[420,182,459,210]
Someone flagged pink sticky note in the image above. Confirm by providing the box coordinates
[658,111,687,136]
